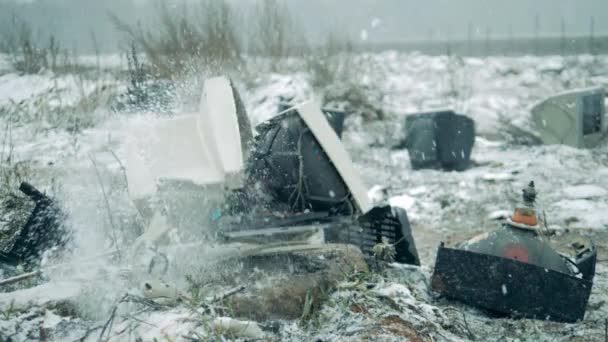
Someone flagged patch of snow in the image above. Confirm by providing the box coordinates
[368,184,388,204]
[373,283,413,299]
[389,194,415,211]
[550,199,608,229]
[408,186,429,196]
[488,210,511,220]
[562,185,608,199]
[0,54,12,74]
[0,281,83,311]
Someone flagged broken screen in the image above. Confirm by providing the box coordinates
[582,93,603,135]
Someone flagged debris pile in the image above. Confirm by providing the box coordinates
[0,65,607,341]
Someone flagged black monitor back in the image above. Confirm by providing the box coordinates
[405,110,475,171]
[250,108,350,213]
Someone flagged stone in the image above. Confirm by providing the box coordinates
[223,243,368,321]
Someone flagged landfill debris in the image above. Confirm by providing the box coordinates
[235,102,419,264]
[431,181,597,322]
[399,109,475,171]
[531,86,606,148]
[248,102,350,213]
[1,52,608,341]
[0,182,67,267]
[142,279,186,306]
[125,78,420,267]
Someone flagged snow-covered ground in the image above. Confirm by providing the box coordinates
[1,52,608,341]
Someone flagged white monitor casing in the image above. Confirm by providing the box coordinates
[531,86,606,148]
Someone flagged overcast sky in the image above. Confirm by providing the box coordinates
[289,0,608,42]
[1,0,607,52]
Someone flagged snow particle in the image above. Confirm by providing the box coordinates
[360,30,368,41]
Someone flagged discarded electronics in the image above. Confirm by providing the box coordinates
[249,104,347,213]
[277,96,345,138]
[125,76,420,265]
[0,182,66,266]
[402,110,475,171]
[531,86,607,148]
[431,181,596,322]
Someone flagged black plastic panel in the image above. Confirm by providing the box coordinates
[405,110,475,171]
[431,246,594,322]
[325,206,420,265]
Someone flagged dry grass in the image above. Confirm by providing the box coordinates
[0,14,76,74]
[250,0,307,60]
[496,112,543,146]
[109,0,242,79]
[305,32,355,88]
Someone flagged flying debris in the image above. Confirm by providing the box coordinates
[400,109,475,171]
[531,86,607,148]
[431,181,597,322]
[0,182,67,267]
[125,76,420,266]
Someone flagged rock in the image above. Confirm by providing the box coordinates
[224,243,368,321]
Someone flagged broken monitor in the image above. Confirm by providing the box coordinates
[431,182,597,322]
[403,109,475,171]
[125,79,419,265]
[531,86,607,148]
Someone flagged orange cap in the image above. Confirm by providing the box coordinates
[511,208,538,226]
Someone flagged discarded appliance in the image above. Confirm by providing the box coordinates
[0,182,67,266]
[531,86,607,148]
[126,76,251,199]
[402,110,475,171]
[277,97,345,138]
[249,106,348,213]
[125,77,420,265]
[431,181,596,323]
[125,76,252,255]
[225,101,418,264]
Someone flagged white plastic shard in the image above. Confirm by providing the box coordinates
[125,76,247,200]
[199,76,248,187]
[297,101,372,213]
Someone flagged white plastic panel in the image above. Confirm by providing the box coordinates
[297,101,372,213]
[126,76,247,200]
[199,76,245,177]
[151,114,225,185]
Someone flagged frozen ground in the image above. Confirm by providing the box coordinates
[1,52,608,341]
